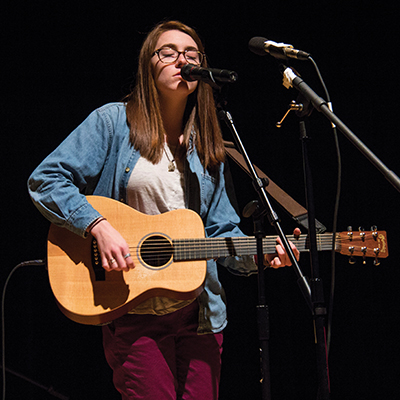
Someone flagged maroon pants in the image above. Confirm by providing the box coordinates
[102,301,223,399]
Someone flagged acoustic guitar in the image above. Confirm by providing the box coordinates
[47,196,389,325]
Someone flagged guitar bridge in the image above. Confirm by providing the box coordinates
[91,238,105,281]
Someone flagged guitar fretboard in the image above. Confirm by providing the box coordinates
[172,234,338,261]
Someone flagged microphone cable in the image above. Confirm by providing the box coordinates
[308,56,342,357]
[0,259,70,400]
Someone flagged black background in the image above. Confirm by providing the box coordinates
[2,1,400,399]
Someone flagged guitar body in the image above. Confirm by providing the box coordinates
[47,196,207,325]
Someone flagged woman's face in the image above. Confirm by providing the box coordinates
[151,30,199,101]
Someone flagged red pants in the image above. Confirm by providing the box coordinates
[102,301,223,399]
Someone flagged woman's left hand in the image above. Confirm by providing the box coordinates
[264,227,301,268]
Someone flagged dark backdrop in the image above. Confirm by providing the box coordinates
[2,2,400,399]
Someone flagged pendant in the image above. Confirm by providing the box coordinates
[168,160,175,172]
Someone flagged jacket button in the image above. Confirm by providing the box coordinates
[125,167,130,173]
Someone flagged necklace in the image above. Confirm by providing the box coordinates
[164,144,179,172]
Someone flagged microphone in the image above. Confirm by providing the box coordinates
[248,37,310,61]
[181,64,238,84]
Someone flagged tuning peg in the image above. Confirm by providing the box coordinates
[373,247,381,266]
[361,246,367,264]
[371,225,378,240]
[348,246,356,264]
[359,226,366,241]
[347,226,353,241]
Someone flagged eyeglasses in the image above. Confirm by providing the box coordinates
[153,47,205,65]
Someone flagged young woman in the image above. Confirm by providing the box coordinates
[28,20,299,400]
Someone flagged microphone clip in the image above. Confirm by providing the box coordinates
[280,65,299,89]
[199,69,222,90]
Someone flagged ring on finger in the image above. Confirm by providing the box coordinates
[109,258,116,264]
[123,253,131,259]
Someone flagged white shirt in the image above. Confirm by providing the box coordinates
[126,143,194,315]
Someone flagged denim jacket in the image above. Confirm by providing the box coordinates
[28,102,256,333]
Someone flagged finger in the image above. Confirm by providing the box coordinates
[114,251,136,272]
[269,256,282,268]
[279,237,300,264]
[112,253,127,271]
[264,240,285,268]
[113,250,135,271]
[102,253,127,272]
[263,253,273,267]
[102,255,117,271]
[273,244,288,267]
[291,242,300,261]
[285,238,300,262]
[101,244,134,272]
[265,236,300,268]
[293,227,301,238]
[101,257,109,270]
[123,252,135,270]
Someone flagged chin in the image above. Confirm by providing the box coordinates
[178,80,197,93]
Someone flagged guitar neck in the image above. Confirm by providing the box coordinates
[173,233,336,261]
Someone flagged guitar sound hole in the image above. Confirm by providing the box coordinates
[140,235,173,268]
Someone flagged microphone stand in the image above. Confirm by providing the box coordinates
[285,95,331,399]
[281,65,400,193]
[275,63,400,399]
[298,116,331,400]
[215,84,312,399]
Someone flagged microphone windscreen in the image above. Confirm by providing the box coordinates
[248,37,268,56]
[180,64,198,81]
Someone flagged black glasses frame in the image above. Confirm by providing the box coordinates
[153,47,205,65]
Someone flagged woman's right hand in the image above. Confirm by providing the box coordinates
[90,219,135,272]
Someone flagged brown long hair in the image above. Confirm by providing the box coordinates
[125,20,225,171]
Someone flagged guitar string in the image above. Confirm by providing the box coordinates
[128,235,340,243]
[126,234,377,247]
[127,237,339,248]
[124,235,382,262]
[128,237,341,248]
[126,236,340,258]
[126,238,346,250]
[126,237,377,248]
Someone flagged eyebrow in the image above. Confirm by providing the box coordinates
[159,43,199,51]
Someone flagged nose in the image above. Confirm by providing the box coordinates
[175,53,188,66]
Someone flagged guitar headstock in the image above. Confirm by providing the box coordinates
[338,226,388,265]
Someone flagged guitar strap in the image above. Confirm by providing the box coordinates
[224,140,326,233]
